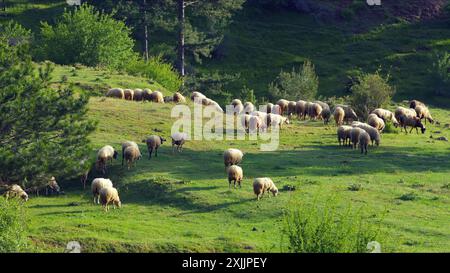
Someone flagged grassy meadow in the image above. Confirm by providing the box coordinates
[23,93,450,252]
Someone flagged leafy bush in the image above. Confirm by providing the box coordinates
[240,85,257,104]
[0,198,28,252]
[268,60,319,101]
[0,21,31,48]
[125,55,182,92]
[283,198,384,253]
[38,4,136,70]
[349,70,395,120]
[432,52,450,96]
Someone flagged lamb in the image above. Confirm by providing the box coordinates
[91,178,113,204]
[227,165,243,188]
[276,99,289,116]
[171,132,188,153]
[352,122,381,146]
[4,184,28,202]
[244,102,255,114]
[371,108,399,127]
[337,125,352,146]
[121,141,139,166]
[106,88,124,99]
[253,178,278,200]
[223,148,244,167]
[359,130,371,155]
[349,127,365,149]
[150,91,164,103]
[267,113,289,129]
[398,115,426,134]
[190,91,207,103]
[334,107,345,126]
[368,113,385,132]
[96,145,118,174]
[123,145,142,170]
[287,101,297,116]
[99,187,121,212]
[142,135,166,159]
[296,100,307,119]
[415,105,434,124]
[173,92,186,104]
[308,103,322,120]
[133,89,143,101]
[409,100,425,109]
[123,89,134,101]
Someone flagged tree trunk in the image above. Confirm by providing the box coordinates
[143,0,149,61]
[177,0,185,77]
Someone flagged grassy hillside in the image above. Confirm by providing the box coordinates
[23,91,450,252]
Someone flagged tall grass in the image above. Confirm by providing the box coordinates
[283,197,385,253]
[0,198,28,252]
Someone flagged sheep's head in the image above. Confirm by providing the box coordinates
[115,199,122,208]
[271,187,278,197]
[113,151,118,159]
[20,192,29,202]
[160,136,166,144]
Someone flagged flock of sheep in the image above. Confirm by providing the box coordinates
[2,86,435,210]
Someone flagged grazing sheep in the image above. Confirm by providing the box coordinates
[276,99,289,116]
[352,122,381,146]
[308,103,323,120]
[241,114,251,131]
[244,102,255,114]
[142,135,166,159]
[123,145,142,170]
[349,127,365,149]
[164,96,173,103]
[253,178,278,200]
[99,187,121,212]
[368,114,386,132]
[96,145,118,174]
[267,113,289,129]
[227,165,243,188]
[133,89,143,101]
[4,184,28,202]
[91,178,113,204]
[288,101,297,116]
[334,107,345,126]
[106,88,124,99]
[304,102,313,119]
[223,148,244,167]
[123,89,134,101]
[171,132,188,153]
[271,104,281,115]
[143,88,152,101]
[191,91,207,102]
[409,100,425,109]
[248,115,263,133]
[266,103,274,114]
[359,130,371,155]
[150,91,164,103]
[121,141,139,166]
[173,92,186,104]
[415,105,434,124]
[314,101,331,124]
[296,100,307,119]
[395,106,416,122]
[371,108,399,127]
[337,125,352,146]
[398,115,426,134]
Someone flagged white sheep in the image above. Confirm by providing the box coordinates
[123,145,142,170]
[171,132,188,153]
[96,145,118,174]
[367,113,385,132]
[349,127,365,149]
[415,105,434,124]
[4,184,28,202]
[337,125,352,146]
[296,100,307,119]
[121,141,139,166]
[227,165,243,188]
[106,88,125,99]
[371,108,399,127]
[91,178,113,204]
[352,122,381,146]
[99,187,121,212]
[359,130,371,155]
[223,148,244,167]
[244,102,255,114]
[142,135,166,159]
[253,178,278,200]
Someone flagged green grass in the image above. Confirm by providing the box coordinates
[21,95,450,252]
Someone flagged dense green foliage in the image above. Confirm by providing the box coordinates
[349,71,395,119]
[0,24,96,186]
[268,60,319,101]
[283,198,384,253]
[38,4,136,70]
[432,52,450,96]
[0,198,28,252]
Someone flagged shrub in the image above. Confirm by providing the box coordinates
[240,85,256,105]
[125,55,182,92]
[38,4,136,70]
[348,184,362,191]
[283,197,384,253]
[432,52,450,96]
[398,192,418,201]
[349,70,395,120]
[0,198,28,252]
[268,60,319,101]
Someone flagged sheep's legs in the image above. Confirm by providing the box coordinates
[155,148,158,157]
